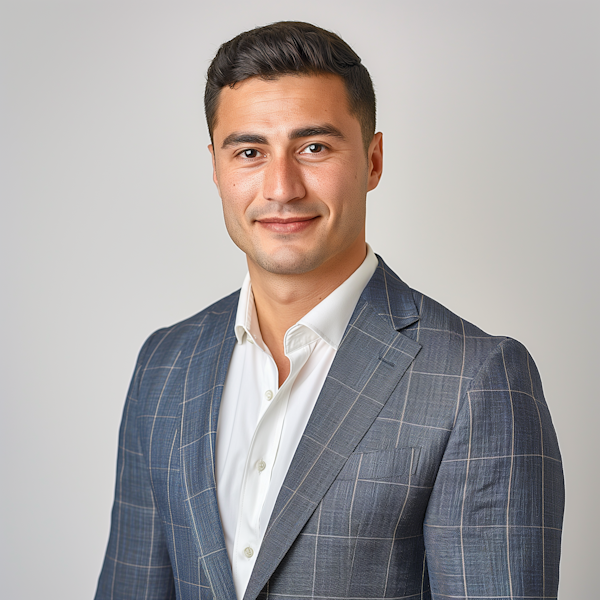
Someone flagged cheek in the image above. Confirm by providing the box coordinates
[219,173,258,215]
[304,168,343,207]
[219,169,261,206]
[220,196,250,253]
[307,164,367,217]
[220,197,247,240]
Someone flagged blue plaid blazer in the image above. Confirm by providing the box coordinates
[95,257,564,600]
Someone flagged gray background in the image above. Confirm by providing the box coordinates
[0,1,597,598]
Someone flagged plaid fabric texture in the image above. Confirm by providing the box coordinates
[95,257,564,600]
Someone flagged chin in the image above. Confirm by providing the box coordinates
[252,248,325,276]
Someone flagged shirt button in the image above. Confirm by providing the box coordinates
[257,460,266,472]
[244,546,254,558]
[265,390,273,401]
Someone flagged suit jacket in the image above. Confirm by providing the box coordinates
[95,257,564,600]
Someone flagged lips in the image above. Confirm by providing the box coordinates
[256,215,318,234]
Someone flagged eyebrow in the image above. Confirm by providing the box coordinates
[289,124,346,141]
[221,133,268,149]
[220,124,346,149]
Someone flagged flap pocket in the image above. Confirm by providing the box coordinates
[335,446,420,482]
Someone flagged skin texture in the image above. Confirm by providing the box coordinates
[209,74,383,383]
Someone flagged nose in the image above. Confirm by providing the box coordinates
[262,154,306,203]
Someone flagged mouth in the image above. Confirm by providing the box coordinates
[256,215,318,233]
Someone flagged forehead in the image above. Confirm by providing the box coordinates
[212,74,358,141]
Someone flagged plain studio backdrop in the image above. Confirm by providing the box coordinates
[0,1,597,598]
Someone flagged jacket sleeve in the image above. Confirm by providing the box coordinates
[423,338,564,599]
[95,333,176,600]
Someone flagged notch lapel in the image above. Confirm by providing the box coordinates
[244,259,422,600]
[178,300,238,600]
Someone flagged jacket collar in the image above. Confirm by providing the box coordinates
[361,255,420,331]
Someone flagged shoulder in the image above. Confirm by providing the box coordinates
[411,288,539,388]
[136,289,240,368]
[387,275,558,466]
[373,257,539,391]
[405,290,554,441]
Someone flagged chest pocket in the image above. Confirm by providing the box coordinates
[335,446,420,482]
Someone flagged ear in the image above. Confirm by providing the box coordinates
[208,144,220,193]
[366,132,383,192]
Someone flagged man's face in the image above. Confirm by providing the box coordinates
[209,74,382,278]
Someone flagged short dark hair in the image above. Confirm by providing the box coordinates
[205,21,376,150]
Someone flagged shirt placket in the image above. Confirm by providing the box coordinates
[232,350,283,587]
[232,337,313,590]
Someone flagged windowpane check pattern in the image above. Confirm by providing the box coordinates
[95,257,564,600]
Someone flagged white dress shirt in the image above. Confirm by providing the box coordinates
[215,246,378,598]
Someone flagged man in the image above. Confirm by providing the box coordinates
[95,21,564,600]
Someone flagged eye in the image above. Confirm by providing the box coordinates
[238,149,262,159]
[301,143,325,154]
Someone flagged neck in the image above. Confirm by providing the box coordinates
[248,240,367,386]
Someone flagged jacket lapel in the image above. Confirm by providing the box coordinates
[244,259,422,600]
[179,296,239,600]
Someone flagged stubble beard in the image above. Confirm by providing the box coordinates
[248,245,325,276]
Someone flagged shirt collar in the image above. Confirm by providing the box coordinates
[234,245,378,351]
